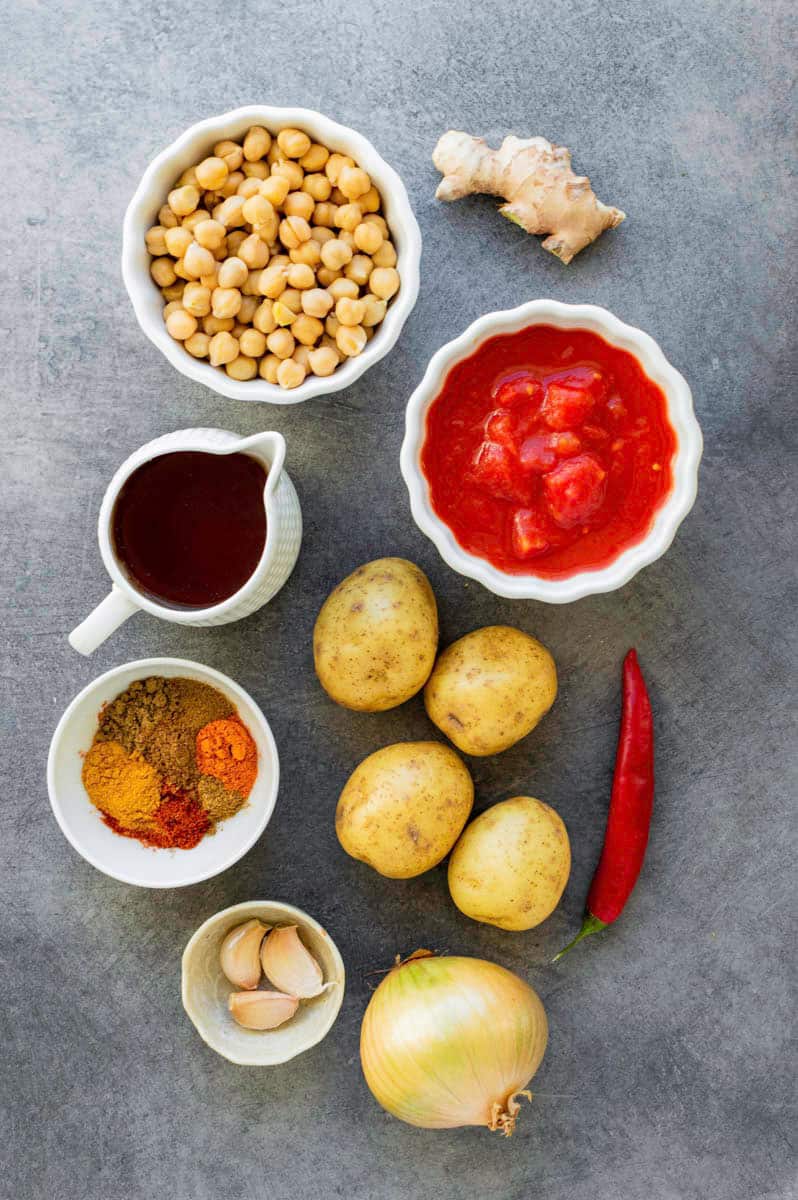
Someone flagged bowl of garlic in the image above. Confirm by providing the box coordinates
[182,900,345,1064]
[123,105,421,403]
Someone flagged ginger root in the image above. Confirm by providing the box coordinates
[433,131,625,263]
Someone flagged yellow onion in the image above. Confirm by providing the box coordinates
[360,950,548,1136]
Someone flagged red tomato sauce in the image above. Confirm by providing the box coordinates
[420,325,677,578]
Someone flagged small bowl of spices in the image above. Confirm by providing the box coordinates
[48,658,279,887]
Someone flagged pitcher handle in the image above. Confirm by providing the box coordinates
[68,587,140,656]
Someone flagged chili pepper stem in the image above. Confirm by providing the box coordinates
[552,913,607,963]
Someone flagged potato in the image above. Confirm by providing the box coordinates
[424,625,557,755]
[448,796,570,930]
[314,557,438,712]
[336,742,474,879]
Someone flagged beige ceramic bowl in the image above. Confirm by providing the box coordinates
[182,901,345,1065]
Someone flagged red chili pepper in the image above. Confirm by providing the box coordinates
[553,649,654,961]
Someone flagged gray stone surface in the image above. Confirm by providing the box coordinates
[1,1,795,1197]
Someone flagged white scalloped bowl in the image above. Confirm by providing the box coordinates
[182,901,345,1065]
[401,300,702,602]
[122,105,422,404]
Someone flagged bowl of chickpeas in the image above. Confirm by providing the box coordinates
[122,106,422,402]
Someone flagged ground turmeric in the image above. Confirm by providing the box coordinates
[433,130,625,263]
[81,740,161,829]
[196,719,258,797]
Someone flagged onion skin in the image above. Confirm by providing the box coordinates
[360,953,548,1134]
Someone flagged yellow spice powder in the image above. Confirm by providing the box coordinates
[82,740,161,830]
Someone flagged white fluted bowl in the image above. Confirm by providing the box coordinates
[122,105,421,404]
[401,300,703,602]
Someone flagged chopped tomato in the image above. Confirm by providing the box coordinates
[548,431,582,457]
[519,435,556,472]
[544,454,607,529]
[470,441,529,503]
[483,408,516,444]
[512,509,550,558]
[492,372,544,409]
[542,382,595,430]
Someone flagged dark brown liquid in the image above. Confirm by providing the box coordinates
[112,451,268,607]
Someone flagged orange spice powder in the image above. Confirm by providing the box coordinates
[196,718,257,798]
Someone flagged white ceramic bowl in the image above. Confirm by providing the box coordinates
[182,901,345,1065]
[47,658,279,888]
[122,105,422,404]
[401,299,703,602]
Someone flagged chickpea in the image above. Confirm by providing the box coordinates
[320,333,343,357]
[370,266,400,299]
[164,225,192,258]
[182,282,212,317]
[293,344,312,369]
[287,262,315,290]
[183,241,216,279]
[313,202,338,228]
[212,287,243,319]
[302,288,334,318]
[280,287,303,313]
[345,254,373,287]
[302,173,332,202]
[299,143,329,172]
[259,263,289,298]
[328,277,359,301]
[168,185,200,217]
[338,229,356,249]
[238,176,263,199]
[353,221,383,254]
[177,166,198,187]
[241,269,264,296]
[200,268,219,289]
[284,191,315,221]
[208,331,239,366]
[325,153,354,184]
[336,323,367,357]
[276,358,307,389]
[271,160,304,191]
[335,296,366,327]
[372,240,397,269]
[237,328,267,358]
[277,128,312,159]
[162,299,183,319]
[243,160,270,179]
[238,295,259,324]
[145,226,168,256]
[151,257,177,287]
[194,218,226,251]
[364,213,389,236]
[335,203,363,233]
[165,308,198,341]
[217,195,247,228]
[267,143,287,166]
[253,300,277,334]
[330,186,347,206]
[184,209,212,232]
[195,156,228,191]
[259,175,290,207]
[308,345,339,377]
[202,314,235,334]
[266,328,295,359]
[289,240,322,267]
[243,126,272,162]
[316,266,342,287]
[311,225,335,244]
[184,331,211,358]
[220,170,245,197]
[172,257,191,282]
[214,140,245,172]
[158,203,179,229]
[292,313,325,346]
[320,238,353,270]
[260,354,281,383]
[272,300,296,326]
[238,234,270,269]
[270,253,291,268]
[241,193,273,226]
[325,314,340,338]
[252,212,280,245]
[231,323,248,339]
[359,185,381,213]
[361,294,387,326]
[161,283,185,302]
[279,215,312,249]
[226,229,247,256]
[226,354,258,380]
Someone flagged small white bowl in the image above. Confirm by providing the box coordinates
[182,901,345,1065]
[47,658,279,888]
[401,299,703,602]
[122,105,422,404]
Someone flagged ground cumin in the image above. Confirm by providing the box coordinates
[197,775,247,822]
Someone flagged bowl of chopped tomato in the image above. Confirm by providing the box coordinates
[401,300,702,602]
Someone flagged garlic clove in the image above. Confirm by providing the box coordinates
[228,990,299,1030]
[260,925,328,999]
[219,919,270,989]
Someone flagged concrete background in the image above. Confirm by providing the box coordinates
[1,2,795,1197]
